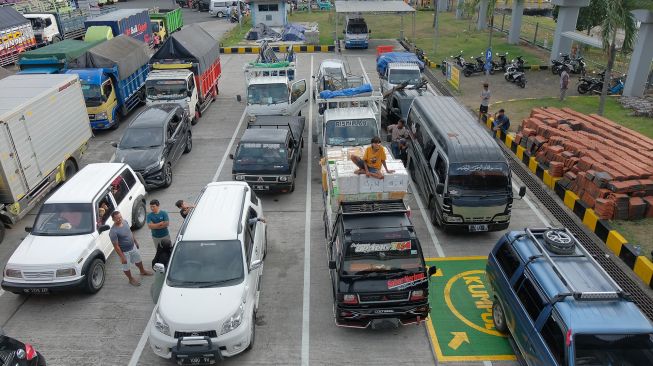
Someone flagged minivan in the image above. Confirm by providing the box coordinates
[404,95,525,232]
[2,163,147,294]
[487,228,653,365]
[149,181,266,362]
[210,0,246,17]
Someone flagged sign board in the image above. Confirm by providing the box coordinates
[448,65,460,91]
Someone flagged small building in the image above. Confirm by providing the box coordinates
[250,0,287,27]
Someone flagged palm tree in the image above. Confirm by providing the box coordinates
[597,0,650,115]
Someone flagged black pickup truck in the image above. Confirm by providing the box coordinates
[231,115,305,193]
[326,200,437,328]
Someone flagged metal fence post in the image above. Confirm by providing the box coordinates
[501,13,506,32]
[534,22,539,45]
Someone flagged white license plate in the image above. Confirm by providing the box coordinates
[469,224,489,232]
[23,288,49,294]
[253,185,269,190]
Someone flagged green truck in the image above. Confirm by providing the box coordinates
[149,8,183,46]
[17,38,105,74]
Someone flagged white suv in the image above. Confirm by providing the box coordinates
[1,163,147,294]
[149,181,266,362]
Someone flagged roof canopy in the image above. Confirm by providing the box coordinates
[335,0,415,14]
[561,31,603,49]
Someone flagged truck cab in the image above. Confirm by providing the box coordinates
[24,14,61,45]
[68,69,119,129]
[344,16,370,49]
[327,200,436,328]
[146,70,199,123]
[318,107,380,157]
[151,19,167,46]
[245,76,308,117]
[380,63,422,94]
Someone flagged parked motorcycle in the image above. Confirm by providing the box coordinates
[577,71,625,95]
[415,48,426,62]
[488,52,508,74]
[440,51,465,75]
[463,55,485,77]
[552,54,586,75]
[505,56,526,88]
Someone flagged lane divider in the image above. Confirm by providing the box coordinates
[220,45,335,54]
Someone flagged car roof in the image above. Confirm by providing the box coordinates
[240,128,288,143]
[324,107,375,121]
[506,230,653,334]
[46,163,128,204]
[388,62,421,70]
[181,182,249,241]
[343,213,411,231]
[129,104,179,128]
[320,59,345,71]
[249,76,287,85]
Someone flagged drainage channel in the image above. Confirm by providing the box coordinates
[414,57,653,320]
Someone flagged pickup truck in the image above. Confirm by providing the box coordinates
[17,38,104,74]
[231,116,305,193]
[242,62,308,118]
[0,7,36,67]
[376,52,425,93]
[24,9,87,46]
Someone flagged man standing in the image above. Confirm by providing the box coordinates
[386,119,409,158]
[350,136,394,180]
[560,66,570,101]
[109,211,152,286]
[147,199,170,249]
[479,82,491,122]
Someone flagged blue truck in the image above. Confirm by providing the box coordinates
[84,8,153,47]
[66,35,150,130]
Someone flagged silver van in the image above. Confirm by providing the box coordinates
[210,0,245,17]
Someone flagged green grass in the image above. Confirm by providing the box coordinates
[220,18,252,47]
[611,219,653,260]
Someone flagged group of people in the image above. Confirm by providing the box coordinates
[479,82,511,134]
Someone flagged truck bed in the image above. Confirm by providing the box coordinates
[249,115,305,144]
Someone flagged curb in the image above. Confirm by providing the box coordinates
[220,45,335,54]
[481,119,653,289]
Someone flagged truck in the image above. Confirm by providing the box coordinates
[66,35,150,130]
[0,7,36,66]
[17,38,104,74]
[344,15,370,49]
[0,73,93,244]
[147,24,221,125]
[321,145,436,328]
[84,8,153,47]
[148,7,183,46]
[23,9,87,46]
[241,62,308,118]
[231,115,305,193]
[376,51,425,93]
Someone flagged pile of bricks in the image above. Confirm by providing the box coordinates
[619,96,653,118]
[514,107,653,220]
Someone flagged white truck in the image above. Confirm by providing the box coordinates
[0,74,93,243]
[240,62,309,118]
[23,9,87,46]
[376,52,425,94]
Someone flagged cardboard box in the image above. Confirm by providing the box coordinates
[359,175,384,193]
[335,161,359,194]
[383,168,409,192]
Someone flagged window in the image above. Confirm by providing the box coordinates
[110,176,129,205]
[32,203,94,236]
[97,192,116,225]
[167,240,244,287]
[168,116,180,138]
[188,77,195,92]
[120,169,137,189]
[516,278,545,322]
[250,190,259,205]
[102,81,112,97]
[495,240,521,280]
[258,4,278,11]
[434,153,446,184]
[422,136,435,162]
[541,314,565,365]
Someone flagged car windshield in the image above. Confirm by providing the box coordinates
[80,82,103,107]
[325,118,378,146]
[146,80,186,100]
[247,83,288,105]
[31,203,94,236]
[347,22,367,34]
[575,333,653,365]
[119,127,163,149]
[343,240,423,275]
[448,162,510,192]
[389,69,421,85]
[167,240,244,288]
[235,143,287,165]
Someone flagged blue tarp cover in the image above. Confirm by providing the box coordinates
[281,23,305,42]
[376,52,424,75]
[319,83,372,99]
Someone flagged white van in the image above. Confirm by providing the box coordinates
[149,181,266,362]
[1,163,147,294]
[210,0,246,17]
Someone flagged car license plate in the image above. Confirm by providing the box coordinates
[177,355,215,365]
[469,224,489,232]
[23,288,49,294]
[253,185,269,190]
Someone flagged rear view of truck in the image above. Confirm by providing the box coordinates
[84,8,153,47]
[0,7,36,67]
[17,38,103,74]
[0,73,92,243]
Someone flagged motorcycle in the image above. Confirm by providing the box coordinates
[552,54,586,75]
[504,56,527,88]
[440,51,465,75]
[577,71,625,95]
[488,52,508,74]
[463,55,485,77]
[415,48,426,62]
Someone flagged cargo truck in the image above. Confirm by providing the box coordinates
[376,51,425,93]
[0,73,92,243]
[149,7,183,46]
[241,61,308,118]
[0,7,36,67]
[67,35,150,130]
[147,24,221,125]
[23,9,87,46]
[17,38,104,74]
[84,8,153,47]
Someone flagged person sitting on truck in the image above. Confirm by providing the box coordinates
[387,119,410,158]
[351,136,395,179]
[492,109,511,134]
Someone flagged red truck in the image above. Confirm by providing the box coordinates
[145,24,221,124]
[0,7,36,67]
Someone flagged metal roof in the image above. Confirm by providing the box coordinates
[411,95,506,164]
[46,163,128,204]
[335,0,415,13]
[561,31,603,48]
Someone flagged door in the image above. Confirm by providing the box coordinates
[187,76,199,112]
[246,207,264,311]
[6,116,42,191]
[431,151,447,212]
[95,190,118,257]
[512,276,547,365]
[288,79,308,116]
[166,115,183,164]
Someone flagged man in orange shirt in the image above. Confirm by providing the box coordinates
[350,136,394,179]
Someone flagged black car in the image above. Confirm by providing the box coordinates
[111,104,192,189]
[0,328,45,365]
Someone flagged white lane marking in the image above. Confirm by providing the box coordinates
[407,176,445,258]
[212,109,248,181]
[0,288,4,298]
[512,181,551,227]
[301,55,314,366]
[484,361,493,366]
[128,101,248,366]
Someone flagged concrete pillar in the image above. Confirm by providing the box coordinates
[438,0,448,12]
[508,0,524,44]
[456,0,464,19]
[624,10,653,97]
[550,0,590,61]
[477,0,489,31]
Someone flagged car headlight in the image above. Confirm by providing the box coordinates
[56,268,76,277]
[154,309,171,336]
[279,176,289,182]
[220,304,244,335]
[5,268,22,278]
[145,160,165,173]
[494,214,511,222]
[443,214,463,223]
[234,175,244,181]
[96,111,108,119]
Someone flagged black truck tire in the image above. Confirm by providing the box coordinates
[63,159,78,181]
[543,229,575,255]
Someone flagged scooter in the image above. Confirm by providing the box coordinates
[577,71,625,95]
[504,56,526,88]
[488,52,508,74]
[230,11,240,23]
[440,51,465,75]
[463,55,485,77]
[552,54,586,75]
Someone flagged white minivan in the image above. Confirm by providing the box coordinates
[209,0,246,17]
[149,181,266,362]
[1,163,147,294]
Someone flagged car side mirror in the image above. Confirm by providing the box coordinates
[187,90,193,98]
[98,224,110,233]
[153,263,165,273]
[518,186,526,198]
[250,259,263,271]
[435,183,444,195]
[328,260,336,270]
[428,266,437,277]
[110,141,118,148]
[236,94,242,102]
[368,29,372,34]
[168,138,177,145]
[229,153,234,159]
[24,226,32,233]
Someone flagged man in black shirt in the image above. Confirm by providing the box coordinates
[175,200,195,219]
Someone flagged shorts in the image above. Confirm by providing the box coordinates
[480,104,489,113]
[122,248,142,271]
[353,158,379,173]
[152,235,172,249]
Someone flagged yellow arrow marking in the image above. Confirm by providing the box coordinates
[448,332,470,350]
[433,268,444,277]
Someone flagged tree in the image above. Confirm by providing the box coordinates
[553,0,607,35]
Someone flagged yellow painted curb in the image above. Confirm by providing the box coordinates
[516,145,525,160]
[582,208,599,232]
[563,190,579,210]
[634,257,653,285]
[528,157,537,173]
[606,230,628,256]
[543,170,552,189]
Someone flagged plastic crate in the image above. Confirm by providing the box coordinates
[376,45,394,56]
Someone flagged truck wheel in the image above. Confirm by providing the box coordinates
[63,159,78,181]
[163,164,173,188]
[109,114,120,130]
[84,258,105,294]
[131,198,146,230]
[183,132,193,153]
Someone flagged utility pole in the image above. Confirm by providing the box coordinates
[433,0,439,56]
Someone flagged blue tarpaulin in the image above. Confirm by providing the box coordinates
[282,23,306,42]
[376,52,424,76]
[319,83,372,99]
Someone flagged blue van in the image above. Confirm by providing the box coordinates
[487,228,653,365]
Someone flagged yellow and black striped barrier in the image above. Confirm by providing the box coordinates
[220,45,335,54]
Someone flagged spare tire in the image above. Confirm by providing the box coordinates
[543,229,575,255]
